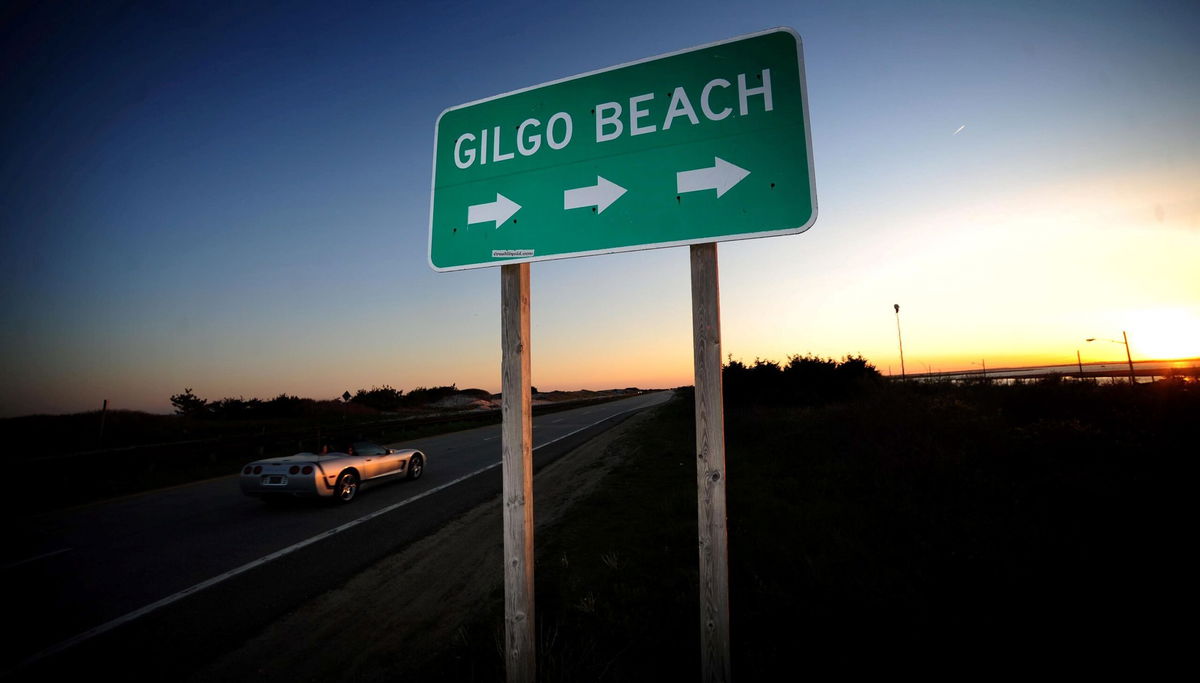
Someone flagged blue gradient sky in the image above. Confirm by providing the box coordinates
[2,0,1198,415]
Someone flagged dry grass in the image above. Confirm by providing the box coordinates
[417,379,1192,679]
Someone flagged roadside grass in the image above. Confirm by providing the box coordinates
[724,380,1188,676]
[414,392,701,682]
[412,378,1191,680]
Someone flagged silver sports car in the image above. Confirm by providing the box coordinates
[239,441,426,503]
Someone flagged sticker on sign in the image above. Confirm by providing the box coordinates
[428,27,816,271]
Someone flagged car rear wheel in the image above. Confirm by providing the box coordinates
[407,454,424,480]
[334,470,359,503]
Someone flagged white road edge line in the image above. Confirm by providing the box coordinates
[2,547,73,571]
[23,394,664,669]
[530,401,644,452]
[20,462,500,670]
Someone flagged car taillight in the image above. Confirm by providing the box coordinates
[289,465,300,474]
[243,466,252,475]
[301,466,313,474]
[253,465,263,474]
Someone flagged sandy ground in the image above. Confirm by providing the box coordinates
[187,408,653,682]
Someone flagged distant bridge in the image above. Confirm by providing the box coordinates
[894,359,1199,384]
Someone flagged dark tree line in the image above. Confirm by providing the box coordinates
[169,388,317,420]
[723,354,883,405]
[168,383,491,420]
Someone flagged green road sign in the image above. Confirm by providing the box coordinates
[428,27,816,271]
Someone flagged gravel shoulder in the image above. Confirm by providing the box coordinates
[188,408,654,682]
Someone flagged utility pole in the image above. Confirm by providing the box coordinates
[894,304,906,379]
[1086,332,1136,385]
[1123,330,1135,385]
[99,399,108,446]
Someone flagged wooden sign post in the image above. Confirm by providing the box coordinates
[433,30,815,682]
[501,263,535,682]
[691,243,731,682]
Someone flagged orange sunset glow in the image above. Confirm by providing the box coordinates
[1,1,1197,416]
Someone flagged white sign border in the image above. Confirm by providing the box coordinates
[426,26,817,272]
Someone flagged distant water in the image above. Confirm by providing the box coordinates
[908,359,1199,381]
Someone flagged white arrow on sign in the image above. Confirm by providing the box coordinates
[467,193,521,228]
[676,157,750,198]
[563,176,627,214]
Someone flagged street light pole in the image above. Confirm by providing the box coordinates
[1123,330,1135,385]
[1085,332,1136,385]
[971,359,987,381]
[894,304,906,379]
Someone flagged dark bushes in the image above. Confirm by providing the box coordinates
[723,353,883,406]
[350,385,405,412]
[170,390,318,420]
[167,383,472,420]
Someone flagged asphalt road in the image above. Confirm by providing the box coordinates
[4,391,671,679]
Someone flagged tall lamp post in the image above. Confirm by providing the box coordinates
[972,359,987,381]
[894,304,906,379]
[1085,331,1135,385]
